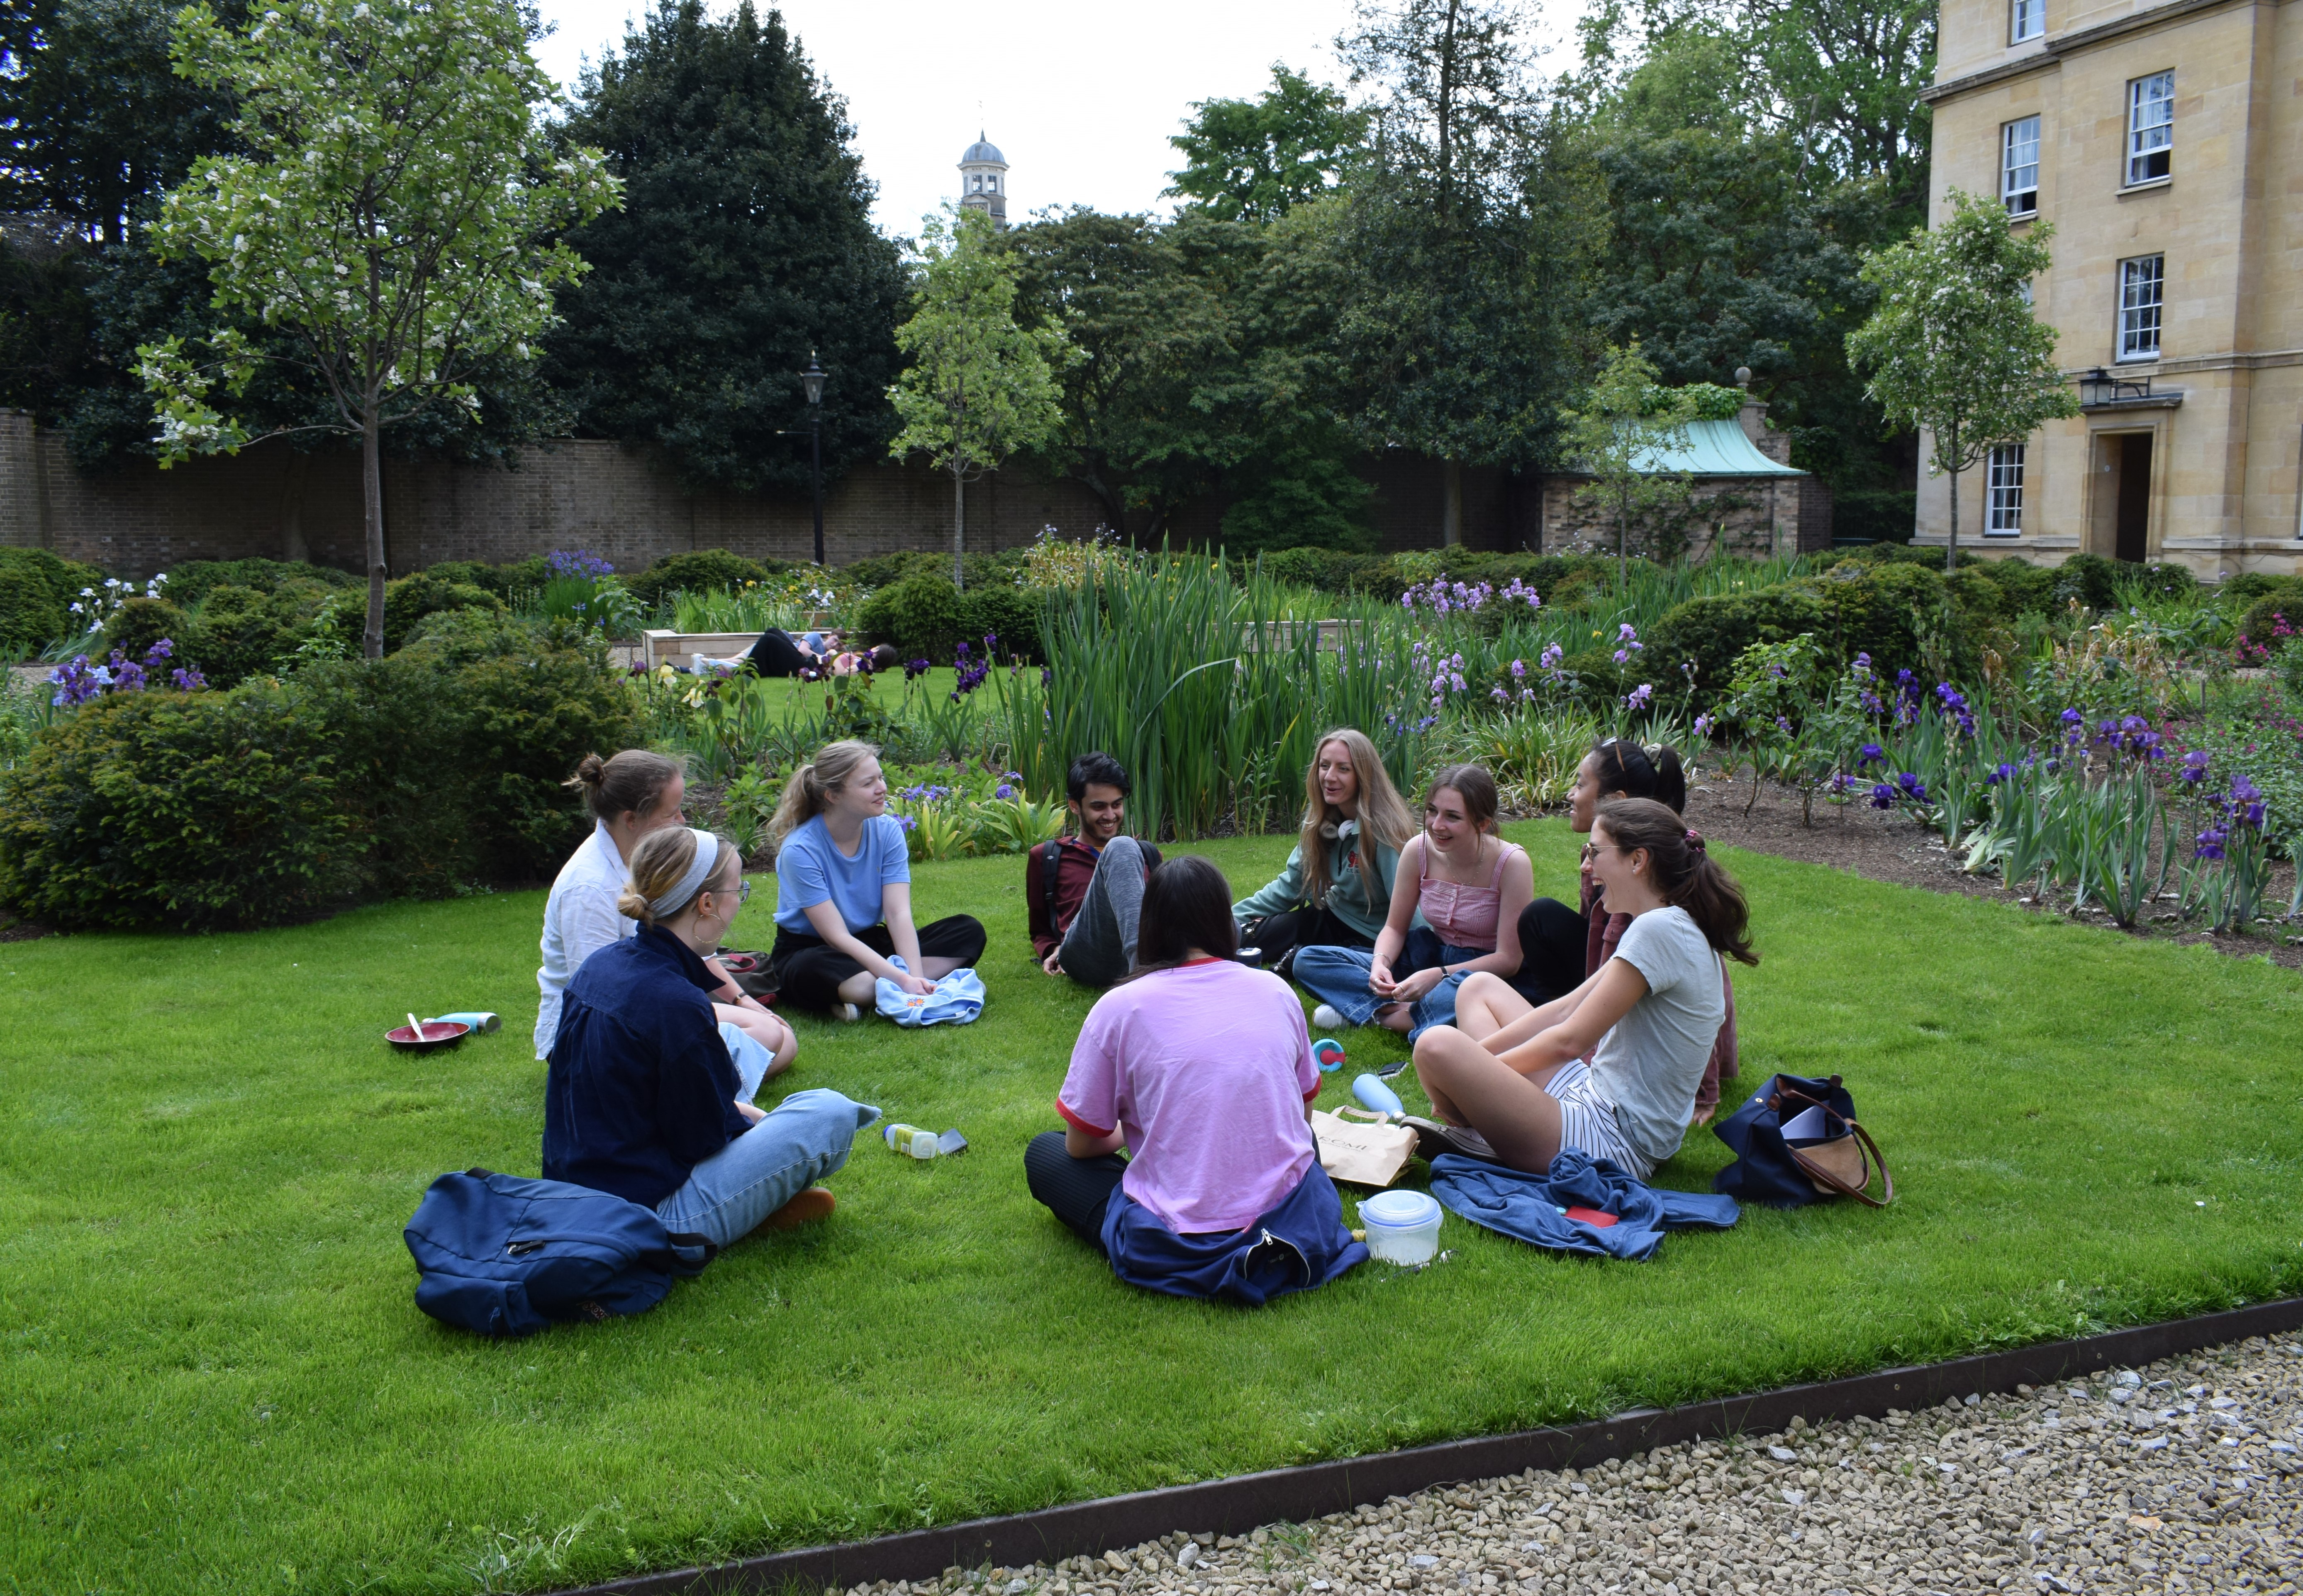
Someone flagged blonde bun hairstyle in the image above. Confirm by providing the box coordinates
[617,826,739,927]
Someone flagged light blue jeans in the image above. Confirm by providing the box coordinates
[656,1088,879,1248]
[1293,928,1487,1043]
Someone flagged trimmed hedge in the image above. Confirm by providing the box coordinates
[0,616,639,929]
[626,550,789,608]
[852,570,1043,663]
[1644,588,1833,701]
[0,547,106,655]
[162,558,358,607]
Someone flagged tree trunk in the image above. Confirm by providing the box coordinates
[1442,457,1462,547]
[1945,458,1960,574]
[952,460,966,592]
[361,409,386,659]
[1618,490,1630,590]
[1437,0,1460,224]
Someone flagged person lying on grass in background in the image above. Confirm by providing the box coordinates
[709,630,897,678]
[1412,798,1757,1179]
[544,826,877,1247]
[1292,764,1537,1040]
[765,739,987,1020]
[1024,855,1366,1304]
[537,750,793,1079]
[1231,728,1416,976]
[1027,750,1163,988]
[1511,736,1738,1123]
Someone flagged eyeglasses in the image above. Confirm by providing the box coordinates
[709,878,751,906]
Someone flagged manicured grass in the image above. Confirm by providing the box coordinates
[3,824,2300,1595]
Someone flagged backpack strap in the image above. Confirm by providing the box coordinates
[1041,838,1064,931]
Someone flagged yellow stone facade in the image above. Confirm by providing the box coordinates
[1917,0,2303,574]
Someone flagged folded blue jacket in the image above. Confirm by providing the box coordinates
[1429,1150,1740,1260]
[1103,1162,1369,1306]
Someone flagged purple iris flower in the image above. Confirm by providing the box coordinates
[1857,743,1884,765]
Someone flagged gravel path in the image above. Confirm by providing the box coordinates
[870,1332,2300,1596]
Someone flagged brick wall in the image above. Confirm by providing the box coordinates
[0,412,1557,577]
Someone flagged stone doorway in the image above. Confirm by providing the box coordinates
[2090,430,2156,561]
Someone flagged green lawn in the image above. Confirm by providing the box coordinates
[4,823,2300,1595]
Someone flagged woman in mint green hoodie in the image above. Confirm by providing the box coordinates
[1233,729,1416,973]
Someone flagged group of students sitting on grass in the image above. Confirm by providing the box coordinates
[525,724,1755,1301]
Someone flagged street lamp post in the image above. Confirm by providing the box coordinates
[801,353,826,567]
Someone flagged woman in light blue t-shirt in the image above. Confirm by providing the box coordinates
[1409,798,1755,1179]
[765,741,987,1019]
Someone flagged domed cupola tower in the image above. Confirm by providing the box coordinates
[958,133,1008,228]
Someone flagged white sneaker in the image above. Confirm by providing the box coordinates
[832,1002,862,1023]
[1312,1003,1346,1031]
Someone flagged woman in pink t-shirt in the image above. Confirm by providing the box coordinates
[1026,856,1366,1301]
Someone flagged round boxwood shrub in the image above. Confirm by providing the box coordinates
[1645,587,1833,704]
[855,570,965,660]
[99,596,191,664]
[628,549,787,609]
[320,573,504,654]
[0,681,362,930]
[162,558,356,607]
[0,547,106,655]
[2237,592,2302,655]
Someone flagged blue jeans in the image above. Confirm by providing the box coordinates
[1293,928,1487,1042]
[655,1088,879,1248]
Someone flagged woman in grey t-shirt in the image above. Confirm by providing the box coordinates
[1410,798,1757,1179]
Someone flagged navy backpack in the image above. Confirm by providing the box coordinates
[403,1169,716,1338]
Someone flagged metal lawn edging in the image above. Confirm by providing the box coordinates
[559,1296,2303,1596]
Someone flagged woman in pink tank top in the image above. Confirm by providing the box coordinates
[1291,765,1535,1040]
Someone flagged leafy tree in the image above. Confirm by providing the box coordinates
[999,208,1235,532]
[1559,340,1698,583]
[1846,191,2079,572]
[1165,64,1367,224]
[1331,0,1590,542]
[543,0,906,496]
[0,0,237,242]
[887,207,1070,589]
[1750,0,1935,219]
[0,0,242,463]
[137,0,620,657]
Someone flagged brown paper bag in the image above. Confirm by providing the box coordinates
[1312,1107,1418,1189]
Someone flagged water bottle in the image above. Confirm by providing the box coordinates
[1353,1074,1405,1118]
[882,1123,940,1159]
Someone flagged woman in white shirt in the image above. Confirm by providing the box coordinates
[1410,797,1757,1179]
[535,750,794,1077]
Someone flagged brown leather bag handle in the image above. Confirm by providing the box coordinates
[1788,1118,1894,1207]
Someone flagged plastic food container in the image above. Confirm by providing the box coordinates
[1357,1189,1444,1265]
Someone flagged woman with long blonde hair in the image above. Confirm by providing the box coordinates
[764,740,987,1018]
[1231,729,1416,975]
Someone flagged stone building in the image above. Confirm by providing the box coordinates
[1917,0,2303,575]
[1539,391,1828,559]
[958,134,1008,228]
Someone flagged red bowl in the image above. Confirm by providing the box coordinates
[387,1021,470,1053]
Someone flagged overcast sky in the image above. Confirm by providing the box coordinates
[531,0,1583,239]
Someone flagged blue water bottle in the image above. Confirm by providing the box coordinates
[1353,1073,1405,1118]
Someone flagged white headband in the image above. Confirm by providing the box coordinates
[646,829,724,919]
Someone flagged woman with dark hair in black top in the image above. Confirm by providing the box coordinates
[1513,737,1687,1003]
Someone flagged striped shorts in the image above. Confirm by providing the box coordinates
[1544,1059,1650,1179]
